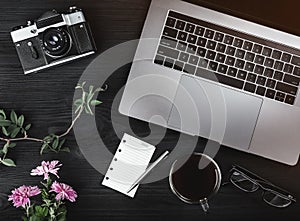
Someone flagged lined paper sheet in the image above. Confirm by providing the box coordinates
[102,133,156,198]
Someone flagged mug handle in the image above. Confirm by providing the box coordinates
[200,198,209,213]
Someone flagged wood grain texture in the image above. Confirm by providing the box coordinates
[0,0,299,220]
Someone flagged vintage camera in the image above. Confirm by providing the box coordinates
[11,6,96,74]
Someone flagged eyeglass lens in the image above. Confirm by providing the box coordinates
[230,171,259,192]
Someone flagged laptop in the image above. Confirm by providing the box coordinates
[119,0,300,165]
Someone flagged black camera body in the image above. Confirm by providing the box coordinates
[11,6,96,74]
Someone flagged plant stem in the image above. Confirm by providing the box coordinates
[58,105,84,138]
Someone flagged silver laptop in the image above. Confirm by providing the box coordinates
[119,0,300,165]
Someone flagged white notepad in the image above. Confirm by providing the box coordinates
[102,133,156,198]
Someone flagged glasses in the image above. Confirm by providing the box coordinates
[226,165,296,208]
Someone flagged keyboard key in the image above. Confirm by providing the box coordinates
[206,50,216,60]
[158,45,179,59]
[254,65,264,75]
[285,95,295,105]
[216,43,226,53]
[235,49,245,59]
[214,32,224,42]
[266,89,276,99]
[225,56,235,66]
[263,68,274,78]
[274,71,283,81]
[175,20,186,30]
[245,52,255,62]
[163,27,178,38]
[264,58,274,68]
[283,74,300,86]
[177,42,187,51]
[195,26,205,36]
[237,70,247,80]
[206,40,216,50]
[244,83,256,93]
[283,64,293,73]
[254,55,264,65]
[197,47,206,57]
[216,53,226,63]
[164,58,174,68]
[185,23,195,33]
[274,61,284,71]
[227,67,238,77]
[262,47,272,57]
[256,76,266,86]
[218,64,228,74]
[233,38,243,48]
[235,59,245,69]
[178,31,187,41]
[154,55,164,65]
[208,61,218,71]
[195,68,244,89]
[187,44,197,54]
[291,55,300,66]
[256,86,266,96]
[204,29,214,39]
[225,46,236,56]
[245,62,255,72]
[247,73,257,83]
[189,55,199,65]
[166,17,176,27]
[252,44,262,54]
[197,37,207,47]
[276,82,298,95]
[161,36,177,48]
[184,63,196,75]
[198,58,208,68]
[281,53,291,63]
[179,52,189,62]
[224,35,234,45]
[266,79,276,89]
[187,34,197,44]
[293,67,300,76]
[174,61,184,71]
[275,92,285,102]
[272,50,282,59]
[243,41,253,51]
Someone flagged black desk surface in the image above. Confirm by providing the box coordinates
[0,0,300,220]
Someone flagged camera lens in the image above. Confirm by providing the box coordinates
[43,28,71,57]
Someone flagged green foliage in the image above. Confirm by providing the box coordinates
[0,82,105,167]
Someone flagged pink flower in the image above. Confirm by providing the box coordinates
[8,185,41,208]
[30,160,62,180]
[50,181,77,202]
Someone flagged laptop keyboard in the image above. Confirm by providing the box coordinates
[154,11,300,105]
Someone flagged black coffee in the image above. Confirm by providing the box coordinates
[171,154,218,202]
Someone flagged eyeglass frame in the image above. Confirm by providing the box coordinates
[223,165,296,208]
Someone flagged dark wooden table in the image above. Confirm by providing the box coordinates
[0,0,299,220]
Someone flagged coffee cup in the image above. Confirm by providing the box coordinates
[169,153,221,212]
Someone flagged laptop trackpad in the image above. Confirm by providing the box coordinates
[168,75,263,150]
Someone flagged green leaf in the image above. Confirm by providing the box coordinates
[40,143,48,155]
[17,115,24,127]
[90,100,102,106]
[2,143,9,154]
[0,119,11,127]
[25,124,31,131]
[1,158,16,167]
[7,124,16,134]
[9,142,16,148]
[58,139,66,149]
[84,105,93,115]
[52,137,59,149]
[10,127,20,138]
[0,109,6,119]
[60,147,70,153]
[10,110,18,124]
[2,127,9,136]
[74,98,82,107]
